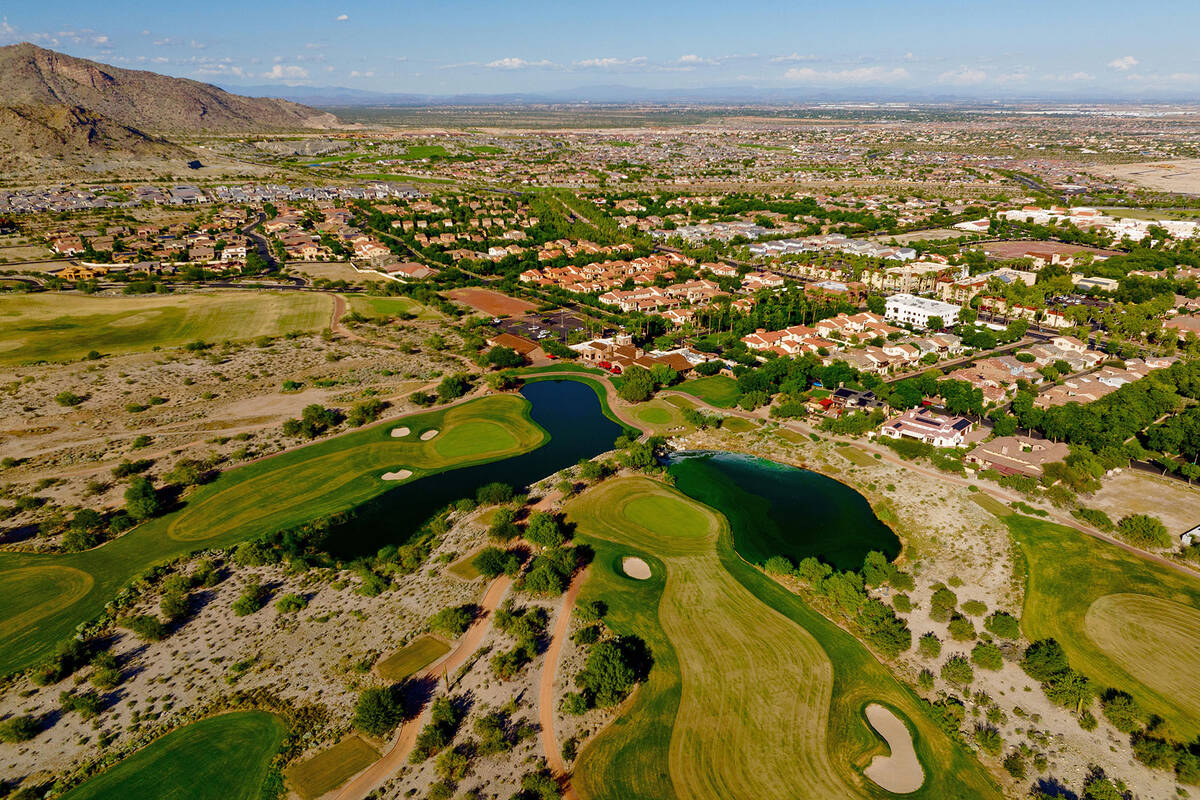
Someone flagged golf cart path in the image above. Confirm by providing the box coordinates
[539,569,586,800]
[331,575,512,800]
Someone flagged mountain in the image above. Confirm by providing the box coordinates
[0,43,340,174]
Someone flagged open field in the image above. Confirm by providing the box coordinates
[0,394,547,675]
[1008,515,1200,738]
[0,291,330,364]
[347,293,441,321]
[444,287,538,317]
[60,711,285,800]
[286,735,380,800]
[376,634,451,681]
[674,376,740,408]
[1104,159,1200,193]
[567,477,998,800]
[1086,469,1200,536]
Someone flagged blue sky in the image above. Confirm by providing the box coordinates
[3,1,1200,97]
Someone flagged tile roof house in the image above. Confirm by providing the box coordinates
[965,436,1069,477]
[880,409,973,448]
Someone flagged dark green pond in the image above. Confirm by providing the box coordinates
[329,379,624,559]
[667,451,899,571]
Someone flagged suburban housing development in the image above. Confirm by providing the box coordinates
[2,9,1200,800]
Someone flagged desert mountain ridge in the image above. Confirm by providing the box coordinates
[0,42,340,176]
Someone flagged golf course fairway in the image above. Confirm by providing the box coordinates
[1009,514,1200,738]
[59,711,285,800]
[565,476,999,800]
[0,393,547,676]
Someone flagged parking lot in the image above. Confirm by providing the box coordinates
[497,311,589,342]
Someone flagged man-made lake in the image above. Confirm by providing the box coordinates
[667,451,899,571]
[329,379,624,558]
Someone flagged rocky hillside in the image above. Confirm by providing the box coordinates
[0,43,339,174]
[0,43,339,133]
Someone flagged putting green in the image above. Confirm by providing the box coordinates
[0,394,547,677]
[60,711,285,800]
[0,292,329,364]
[433,420,519,458]
[567,477,997,800]
[629,399,695,436]
[1009,515,1200,738]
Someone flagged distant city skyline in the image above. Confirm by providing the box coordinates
[4,1,1200,99]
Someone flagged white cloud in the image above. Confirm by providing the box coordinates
[349,70,374,78]
[573,56,647,69]
[1108,55,1138,71]
[1041,71,1095,82]
[336,14,349,21]
[195,63,245,78]
[937,67,987,86]
[769,53,817,64]
[783,66,910,83]
[484,57,554,69]
[678,54,716,66]
[994,71,1030,84]
[263,64,309,80]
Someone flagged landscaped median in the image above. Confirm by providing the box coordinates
[0,394,549,677]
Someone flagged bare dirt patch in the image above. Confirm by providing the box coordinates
[1087,469,1200,536]
[621,556,651,580]
[1104,159,1200,194]
[863,704,924,793]
[445,287,537,317]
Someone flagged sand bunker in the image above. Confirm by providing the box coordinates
[863,704,924,793]
[420,429,439,441]
[621,557,652,580]
[390,426,410,438]
[381,469,413,481]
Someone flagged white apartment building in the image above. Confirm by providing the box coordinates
[884,293,961,329]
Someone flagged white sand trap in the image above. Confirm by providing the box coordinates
[381,469,413,481]
[863,704,924,794]
[390,426,410,438]
[621,557,652,580]
[420,429,440,441]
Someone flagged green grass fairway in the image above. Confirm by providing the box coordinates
[720,416,757,433]
[0,292,329,364]
[0,394,546,676]
[675,376,740,408]
[286,735,380,800]
[1009,515,1200,738]
[376,634,452,682]
[347,294,440,321]
[630,399,695,436]
[567,477,997,800]
[61,712,285,800]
